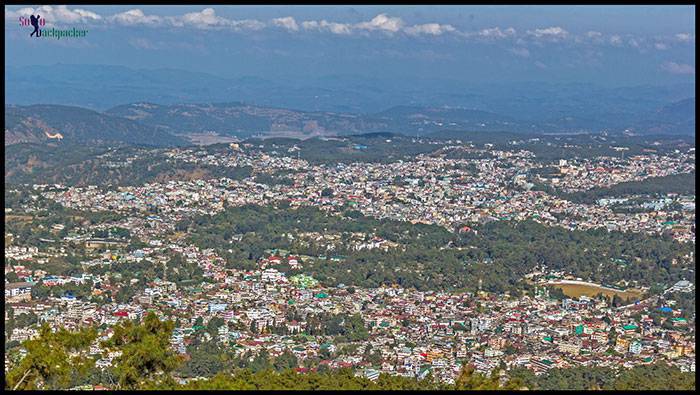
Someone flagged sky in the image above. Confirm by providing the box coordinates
[4,5,696,87]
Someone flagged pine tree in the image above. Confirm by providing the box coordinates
[6,324,97,390]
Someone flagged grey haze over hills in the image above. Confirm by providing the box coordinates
[5,64,695,140]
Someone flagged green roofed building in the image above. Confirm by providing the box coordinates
[290,274,319,289]
[671,317,688,326]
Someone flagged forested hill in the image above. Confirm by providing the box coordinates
[5,105,186,147]
[183,204,694,293]
[5,100,694,150]
[638,98,695,136]
[106,102,391,138]
[4,143,252,187]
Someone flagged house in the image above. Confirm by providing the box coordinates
[558,342,581,355]
[615,337,630,353]
[268,256,282,265]
[363,368,381,381]
[287,256,300,269]
[5,282,33,302]
[287,320,301,333]
[261,268,284,283]
[671,317,688,327]
[628,341,642,355]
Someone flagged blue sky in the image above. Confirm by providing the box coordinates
[5,5,696,86]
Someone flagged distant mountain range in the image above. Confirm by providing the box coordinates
[3,64,695,146]
[636,98,695,136]
[105,102,390,138]
[5,64,695,136]
[5,95,695,148]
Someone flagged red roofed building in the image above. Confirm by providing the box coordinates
[268,256,282,264]
[288,256,300,268]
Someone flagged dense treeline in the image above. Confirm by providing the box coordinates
[82,251,208,304]
[301,312,369,341]
[5,143,110,184]
[457,220,694,288]
[508,363,695,390]
[184,205,693,293]
[246,134,446,165]
[5,193,128,251]
[563,171,696,204]
[253,172,295,186]
[5,143,252,187]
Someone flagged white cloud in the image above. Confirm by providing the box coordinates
[477,27,516,39]
[272,16,298,31]
[301,20,352,35]
[583,31,605,44]
[534,61,548,69]
[5,7,32,18]
[661,61,695,75]
[404,23,456,36]
[109,9,162,26]
[229,19,265,31]
[172,8,229,28]
[609,35,623,46]
[5,6,266,31]
[6,5,101,25]
[164,8,264,31]
[303,14,456,37]
[527,26,569,41]
[49,5,102,23]
[654,42,668,50]
[355,13,404,33]
[675,33,694,42]
[509,47,530,58]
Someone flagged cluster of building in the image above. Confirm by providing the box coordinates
[5,237,696,382]
[34,142,695,242]
[5,139,695,383]
[541,153,694,193]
